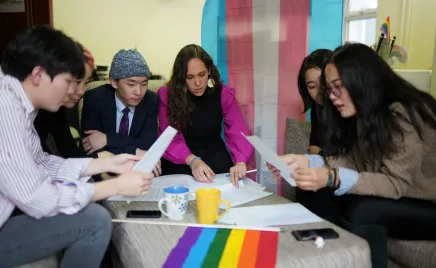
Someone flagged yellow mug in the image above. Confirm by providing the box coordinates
[196,188,231,224]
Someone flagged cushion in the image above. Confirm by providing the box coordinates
[285,118,311,155]
[388,239,436,268]
[282,118,311,201]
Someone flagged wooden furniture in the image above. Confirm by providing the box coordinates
[0,0,52,55]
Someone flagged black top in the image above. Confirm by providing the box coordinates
[309,103,323,148]
[161,86,233,175]
[34,107,85,158]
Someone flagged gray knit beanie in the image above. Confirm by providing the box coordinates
[109,49,151,79]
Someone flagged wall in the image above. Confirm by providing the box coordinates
[431,29,436,98]
[202,0,311,193]
[306,0,343,121]
[308,0,343,54]
[0,0,52,55]
[377,0,436,69]
[52,0,205,79]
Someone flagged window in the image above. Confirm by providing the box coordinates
[343,0,378,46]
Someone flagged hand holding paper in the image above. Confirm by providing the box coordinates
[132,126,177,173]
[121,126,177,203]
[267,154,309,180]
[242,134,296,186]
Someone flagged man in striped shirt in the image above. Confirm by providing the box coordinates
[0,26,153,268]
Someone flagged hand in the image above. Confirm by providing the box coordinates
[229,162,247,188]
[106,154,141,174]
[307,146,321,155]
[83,130,107,155]
[191,159,215,183]
[267,154,309,180]
[97,151,116,179]
[114,171,153,196]
[136,149,162,177]
[292,167,329,191]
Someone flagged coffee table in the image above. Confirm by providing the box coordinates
[104,191,370,268]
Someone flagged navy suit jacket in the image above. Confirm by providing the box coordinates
[81,84,158,156]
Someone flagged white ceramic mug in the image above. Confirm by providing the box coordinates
[158,186,189,220]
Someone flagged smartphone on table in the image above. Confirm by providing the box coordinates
[126,210,162,219]
[291,228,339,241]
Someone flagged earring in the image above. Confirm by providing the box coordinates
[183,87,187,92]
[207,78,215,88]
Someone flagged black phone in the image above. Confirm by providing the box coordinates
[291,228,339,241]
[126,210,162,219]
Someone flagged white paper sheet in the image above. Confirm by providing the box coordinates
[108,188,196,202]
[218,203,323,226]
[132,126,177,173]
[113,126,177,203]
[107,174,264,204]
[217,185,273,209]
[243,134,296,186]
[151,174,244,191]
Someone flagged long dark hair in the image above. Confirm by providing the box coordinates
[167,44,222,131]
[298,49,332,112]
[322,43,436,164]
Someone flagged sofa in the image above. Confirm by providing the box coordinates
[283,118,436,268]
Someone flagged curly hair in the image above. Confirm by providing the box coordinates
[167,44,222,131]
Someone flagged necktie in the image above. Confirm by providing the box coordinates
[119,107,130,135]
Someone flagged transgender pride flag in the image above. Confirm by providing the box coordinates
[201,0,343,194]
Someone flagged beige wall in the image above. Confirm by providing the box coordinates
[377,0,436,69]
[53,0,205,79]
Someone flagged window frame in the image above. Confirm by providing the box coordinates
[342,0,378,43]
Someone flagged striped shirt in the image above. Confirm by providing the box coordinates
[0,71,95,228]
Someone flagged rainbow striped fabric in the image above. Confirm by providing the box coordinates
[163,227,279,268]
[380,16,391,42]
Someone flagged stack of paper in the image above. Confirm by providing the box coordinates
[218,203,323,226]
[108,174,272,208]
[214,183,273,209]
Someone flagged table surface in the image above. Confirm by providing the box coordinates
[105,191,371,268]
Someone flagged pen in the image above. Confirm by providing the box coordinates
[388,36,396,58]
[375,33,384,54]
[225,169,258,177]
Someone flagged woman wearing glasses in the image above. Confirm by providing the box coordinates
[269,43,436,268]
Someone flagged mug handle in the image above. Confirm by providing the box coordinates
[216,199,231,220]
[158,197,171,218]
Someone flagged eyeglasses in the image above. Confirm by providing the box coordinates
[324,86,341,98]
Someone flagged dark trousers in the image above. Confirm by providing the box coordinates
[296,189,436,268]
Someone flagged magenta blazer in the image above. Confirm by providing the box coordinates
[157,84,254,165]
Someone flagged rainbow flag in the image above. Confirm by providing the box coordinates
[163,227,279,268]
[380,16,391,42]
